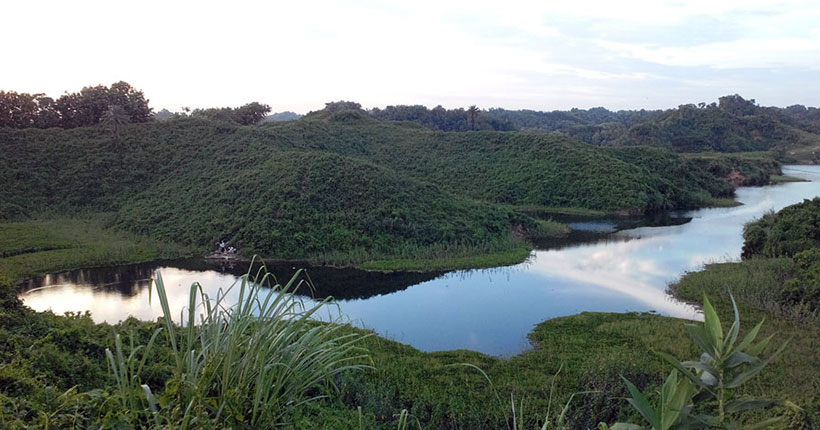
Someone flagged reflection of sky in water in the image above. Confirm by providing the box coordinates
[20,166,820,357]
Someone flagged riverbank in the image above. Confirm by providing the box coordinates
[0,217,193,288]
[3,223,820,428]
[4,255,816,429]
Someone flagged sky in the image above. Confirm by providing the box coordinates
[2,0,819,113]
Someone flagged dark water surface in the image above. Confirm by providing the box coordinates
[19,166,820,356]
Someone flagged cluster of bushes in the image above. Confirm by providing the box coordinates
[688,153,782,186]
[742,197,820,316]
[742,198,820,258]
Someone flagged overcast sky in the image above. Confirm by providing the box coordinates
[3,0,819,113]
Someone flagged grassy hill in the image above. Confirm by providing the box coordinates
[0,112,757,264]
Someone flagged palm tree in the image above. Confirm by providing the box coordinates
[467,105,479,130]
[102,104,130,144]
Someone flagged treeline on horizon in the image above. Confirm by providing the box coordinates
[367,95,820,154]
[0,82,273,129]
[5,82,820,139]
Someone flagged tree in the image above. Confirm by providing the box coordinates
[102,104,130,144]
[468,105,479,130]
[0,91,39,128]
[108,81,153,123]
[191,102,271,125]
[324,100,362,112]
[233,102,271,125]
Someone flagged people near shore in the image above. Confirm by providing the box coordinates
[219,240,226,253]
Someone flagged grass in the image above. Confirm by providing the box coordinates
[512,206,608,218]
[668,260,820,427]
[130,266,372,428]
[0,217,192,288]
[770,174,808,183]
[358,245,532,272]
[703,196,743,208]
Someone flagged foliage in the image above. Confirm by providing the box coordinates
[0,114,740,263]
[105,265,372,428]
[0,81,151,128]
[190,101,272,125]
[742,198,820,259]
[367,96,820,162]
[606,296,795,429]
[685,153,782,187]
[0,217,190,286]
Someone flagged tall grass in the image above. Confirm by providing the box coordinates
[107,261,370,428]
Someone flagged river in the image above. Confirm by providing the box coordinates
[18,165,820,356]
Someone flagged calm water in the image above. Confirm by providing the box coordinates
[19,166,820,356]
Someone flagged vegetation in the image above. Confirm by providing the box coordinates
[742,197,820,259]
[188,102,272,125]
[605,296,795,430]
[368,95,820,163]
[0,81,152,128]
[0,103,750,265]
[0,217,190,287]
[5,196,820,427]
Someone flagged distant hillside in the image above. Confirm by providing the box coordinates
[369,96,820,163]
[264,111,302,122]
[0,110,761,262]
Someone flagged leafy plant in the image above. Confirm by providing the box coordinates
[105,261,370,428]
[602,295,798,430]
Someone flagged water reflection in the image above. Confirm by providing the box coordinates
[18,166,820,356]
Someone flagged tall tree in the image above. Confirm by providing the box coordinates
[468,105,479,130]
[101,104,130,145]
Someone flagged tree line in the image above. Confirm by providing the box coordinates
[1,82,273,129]
[0,81,152,128]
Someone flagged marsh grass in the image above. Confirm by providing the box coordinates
[0,217,191,287]
[106,260,371,428]
[310,235,532,271]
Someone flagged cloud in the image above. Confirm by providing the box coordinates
[598,36,820,69]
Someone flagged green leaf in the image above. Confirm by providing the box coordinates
[608,424,645,430]
[724,351,759,368]
[684,324,715,358]
[702,295,724,356]
[743,416,785,430]
[722,294,741,351]
[736,319,764,352]
[622,376,659,429]
[724,398,781,413]
[747,334,774,356]
[657,351,709,391]
[680,360,718,380]
[726,340,789,388]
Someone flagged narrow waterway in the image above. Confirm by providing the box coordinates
[19,166,820,356]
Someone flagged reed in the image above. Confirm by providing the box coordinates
[106,260,370,428]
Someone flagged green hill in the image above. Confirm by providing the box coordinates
[0,113,754,264]
[742,197,820,259]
